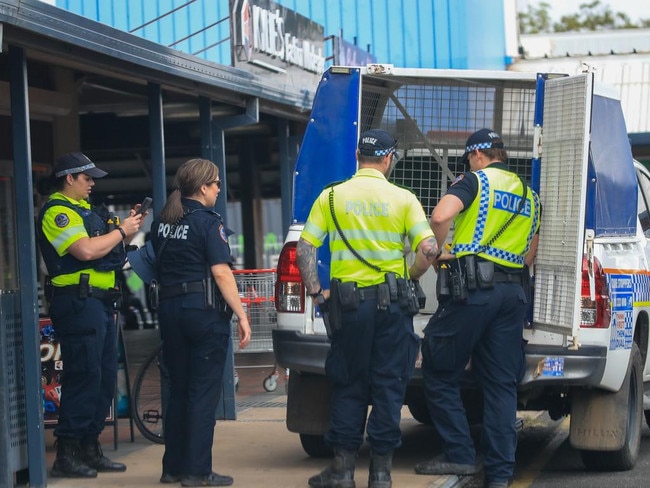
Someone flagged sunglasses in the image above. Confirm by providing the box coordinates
[208,179,222,189]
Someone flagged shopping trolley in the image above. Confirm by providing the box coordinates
[231,268,287,392]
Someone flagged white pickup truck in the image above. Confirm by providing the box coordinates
[273,65,650,471]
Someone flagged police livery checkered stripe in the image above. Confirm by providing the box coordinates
[474,170,490,240]
[526,192,542,251]
[466,142,494,152]
[54,162,96,177]
[451,170,527,266]
[373,146,396,157]
[453,244,525,266]
[631,272,650,304]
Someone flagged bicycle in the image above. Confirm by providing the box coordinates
[131,343,167,444]
[131,342,241,444]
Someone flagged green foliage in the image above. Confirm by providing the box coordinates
[519,1,553,34]
[519,0,649,34]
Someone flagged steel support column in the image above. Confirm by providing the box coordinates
[277,119,298,237]
[9,44,47,488]
[211,97,259,224]
[148,82,167,215]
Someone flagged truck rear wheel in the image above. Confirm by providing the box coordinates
[579,343,642,471]
[300,433,333,458]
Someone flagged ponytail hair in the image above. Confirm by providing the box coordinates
[158,158,219,224]
[158,188,183,224]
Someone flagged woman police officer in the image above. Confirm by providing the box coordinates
[38,152,145,478]
[150,158,251,487]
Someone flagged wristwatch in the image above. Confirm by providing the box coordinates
[309,288,325,305]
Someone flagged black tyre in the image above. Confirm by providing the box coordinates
[132,344,167,444]
[405,389,481,426]
[300,434,333,458]
[580,343,642,471]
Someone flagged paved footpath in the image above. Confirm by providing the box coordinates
[45,392,469,488]
[44,340,469,488]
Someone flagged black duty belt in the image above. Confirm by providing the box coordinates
[493,271,523,285]
[159,280,206,300]
[52,285,121,302]
[357,285,379,301]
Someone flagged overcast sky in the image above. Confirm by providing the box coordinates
[517,0,646,23]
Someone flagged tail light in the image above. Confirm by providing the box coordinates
[275,241,305,313]
[580,256,610,328]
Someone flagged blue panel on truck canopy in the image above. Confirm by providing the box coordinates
[585,92,637,236]
[293,68,361,223]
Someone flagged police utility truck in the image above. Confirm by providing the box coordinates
[273,64,650,471]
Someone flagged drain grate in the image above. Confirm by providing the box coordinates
[237,400,287,409]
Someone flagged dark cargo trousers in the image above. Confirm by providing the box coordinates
[48,295,118,440]
[324,298,420,455]
[421,282,526,484]
[158,294,231,477]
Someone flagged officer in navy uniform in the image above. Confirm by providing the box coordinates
[298,129,438,488]
[37,152,145,478]
[414,129,541,488]
[150,158,251,487]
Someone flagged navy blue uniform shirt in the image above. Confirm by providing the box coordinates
[445,163,508,209]
[151,198,232,286]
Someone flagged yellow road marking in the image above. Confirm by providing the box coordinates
[511,416,570,488]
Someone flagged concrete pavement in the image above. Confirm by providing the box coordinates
[43,342,470,488]
[44,396,469,488]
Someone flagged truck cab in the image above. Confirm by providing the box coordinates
[273,65,650,469]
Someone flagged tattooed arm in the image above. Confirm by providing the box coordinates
[409,235,438,280]
[296,237,322,295]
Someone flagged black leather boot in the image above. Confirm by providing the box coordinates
[79,436,127,472]
[368,451,392,488]
[308,448,356,488]
[50,438,97,478]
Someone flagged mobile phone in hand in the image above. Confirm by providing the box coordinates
[135,197,152,216]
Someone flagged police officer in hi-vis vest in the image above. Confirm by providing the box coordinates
[297,129,438,488]
[414,129,541,488]
[37,152,145,478]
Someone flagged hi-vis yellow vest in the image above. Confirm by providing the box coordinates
[451,167,540,268]
[301,168,433,287]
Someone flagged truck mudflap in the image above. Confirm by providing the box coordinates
[519,344,607,388]
[272,329,329,375]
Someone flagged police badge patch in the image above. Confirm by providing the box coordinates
[219,225,228,242]
[450,174,465,187]
[54,213,70,228]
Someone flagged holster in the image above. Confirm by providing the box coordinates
[205,271,233,320]
[216,293,234,320]
[436,265,451,300]
[328,278,363,333]
[447,259,468,303]
[319,299,333,339]
[44,276,54,302]
[522,264,532,304]
[328,279,344,334]
[148,279,159,311]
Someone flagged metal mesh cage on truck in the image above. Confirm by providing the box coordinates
[293,67,540,225]
[359,72,538,215]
